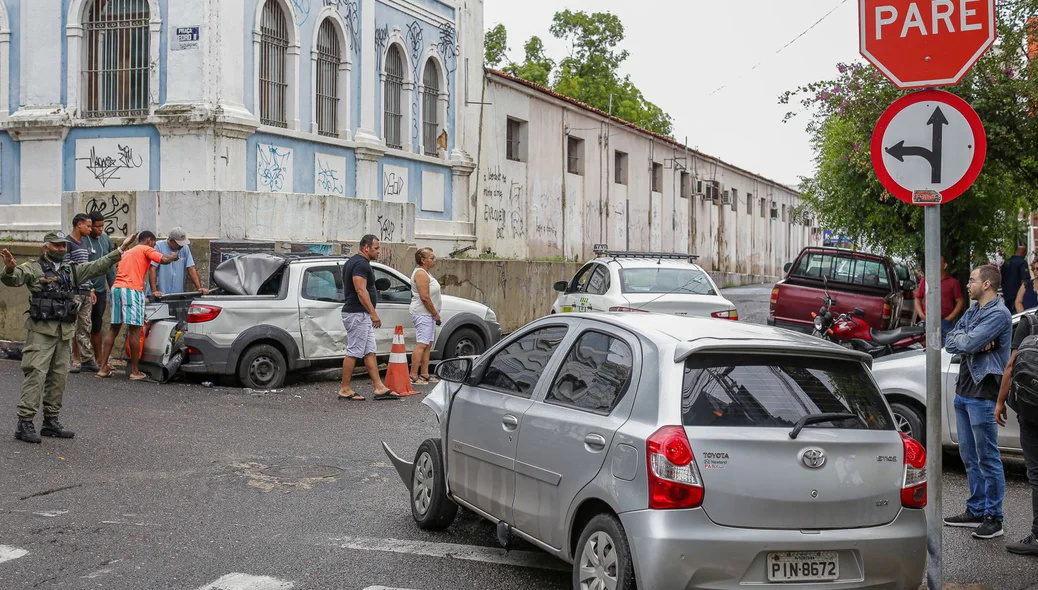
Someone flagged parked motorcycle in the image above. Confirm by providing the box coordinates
[810,278,925,359]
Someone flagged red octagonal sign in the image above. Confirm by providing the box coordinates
[860,0,997,89]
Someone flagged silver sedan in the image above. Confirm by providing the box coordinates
[383,313,926,589]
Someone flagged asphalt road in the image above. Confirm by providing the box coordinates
[0,285,1031,589]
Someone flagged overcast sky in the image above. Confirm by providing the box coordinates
[483,0,862,187]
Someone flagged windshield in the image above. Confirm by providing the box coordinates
[681,353,893,431]
[619,268,716,296]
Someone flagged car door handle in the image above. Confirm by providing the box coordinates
[584,433,607,451]
[502,415,519,431]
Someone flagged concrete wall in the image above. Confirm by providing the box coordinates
[477,73,821,275]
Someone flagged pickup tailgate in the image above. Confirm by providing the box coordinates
[770,279,892,331]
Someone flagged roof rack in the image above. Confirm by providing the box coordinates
[592,244,699,262]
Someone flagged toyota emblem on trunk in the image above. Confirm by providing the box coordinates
[802,449,826,469]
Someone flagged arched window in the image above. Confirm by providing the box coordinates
[384,45,404,149]
[259,0,289,128]
[422,61,440,156]
[315,19,340,137]
[83,0,150,118]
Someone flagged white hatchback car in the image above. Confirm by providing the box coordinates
[550,249,738,320]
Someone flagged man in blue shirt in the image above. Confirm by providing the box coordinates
[944,264,1014,540]
[147,228,209,297]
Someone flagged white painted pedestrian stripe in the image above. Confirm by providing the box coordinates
[362,587,419,590]
[195,573,295,590]
[0,545,29,564]
[331,536,569,572]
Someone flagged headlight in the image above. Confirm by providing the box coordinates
[813,316,824,330]
[485,308,497,322]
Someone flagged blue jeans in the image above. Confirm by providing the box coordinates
[954,395,1005,518]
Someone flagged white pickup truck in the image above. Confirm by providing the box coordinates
[139,254,501,389]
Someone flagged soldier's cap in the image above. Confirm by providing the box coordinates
[43,231,67,245]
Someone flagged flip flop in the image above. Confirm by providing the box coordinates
[422,375,439,383]
[95,369,113,379]
[337,392,365,401]
[129,373,149,381]
[373,390,403,400]
[410,376,429,385]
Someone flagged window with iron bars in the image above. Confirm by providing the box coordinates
[259,0,289,128]
[422,61,440,156]
[506,118,525,162]
[384,45,404,149]
[315,19,341,137]
[83,0,150,118]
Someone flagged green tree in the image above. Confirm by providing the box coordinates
[504,36,555,88]
[782,2,1038,276]
[484,24,508,68]
[482,12,674,136]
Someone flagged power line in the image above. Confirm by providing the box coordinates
[706,0,852,97]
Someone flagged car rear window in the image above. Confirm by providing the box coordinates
[681,353,893,430]
[619,268,716,295]
[792,253,891,288]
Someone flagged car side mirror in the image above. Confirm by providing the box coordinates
[553,280,569,293]
[902,280,917,292]
[783,262,792,274]
[374,278,391,291]
[435,357,472,383]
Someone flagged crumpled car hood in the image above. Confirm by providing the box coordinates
[213,254,286,295]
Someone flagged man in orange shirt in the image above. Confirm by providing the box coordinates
[97,231,178,380]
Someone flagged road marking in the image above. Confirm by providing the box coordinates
[33,510,68,518]
[362,587,419,590]
[331,536,569,572]
[195,573,295,590]
[0,545,29,564]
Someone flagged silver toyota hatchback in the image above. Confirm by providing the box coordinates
[382,313,927,589]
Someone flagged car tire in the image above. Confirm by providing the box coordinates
[237,344,287,390]
[411,438,457,530]
[890,402,925,444]
[573,513,635,590]
[444,327,485,359]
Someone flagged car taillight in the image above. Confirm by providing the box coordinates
[711,309,739,321]
[900,432,927,508]
[882,303,892,321]
[186,347,201,355]
[608,306,647,312]
[187,305,222,323]
[646,426,704,509]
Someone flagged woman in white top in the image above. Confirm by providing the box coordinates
[409,248,442,384]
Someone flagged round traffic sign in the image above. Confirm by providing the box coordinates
[870,90,986,205]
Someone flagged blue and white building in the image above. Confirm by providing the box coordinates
[0,0,484,249]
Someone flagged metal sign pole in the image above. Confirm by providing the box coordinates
[923,203,943,590]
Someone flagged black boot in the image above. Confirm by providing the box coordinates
[15,420,41,444]
[40,417,74,439]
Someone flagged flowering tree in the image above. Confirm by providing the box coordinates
[782,2,1038,274]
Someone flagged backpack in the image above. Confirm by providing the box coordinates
[1010,313,1038,423]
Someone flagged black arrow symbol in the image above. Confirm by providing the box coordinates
[885,106,949,184]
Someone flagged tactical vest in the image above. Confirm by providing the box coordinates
[28,258,80,323]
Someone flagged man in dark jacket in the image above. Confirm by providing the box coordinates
[1003,246,1029,311]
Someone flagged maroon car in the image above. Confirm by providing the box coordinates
[768,247,912,333]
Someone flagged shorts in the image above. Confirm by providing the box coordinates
[412,314,436,345]
[111,287,145,326]
[91,291,108,334]
[342,312,377,358]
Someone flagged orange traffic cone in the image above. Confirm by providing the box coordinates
[383,325,419,396]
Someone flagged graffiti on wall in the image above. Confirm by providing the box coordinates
[383,165,408,203]
[481,166,525,240]
[377,214,396,242]
[406,21,424,144]
[257,144,294,193]
[315,153,346,196]
[322,0,359,51]
[75,138,149,191]
[85,194,132,236]
[436,23,459,121]
[374,25,389,71]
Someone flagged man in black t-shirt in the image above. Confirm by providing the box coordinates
[995,316,1038,556]
[338,234,401,401]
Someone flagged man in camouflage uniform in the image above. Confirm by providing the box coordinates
[1,231,137,443]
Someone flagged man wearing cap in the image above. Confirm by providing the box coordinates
[1,231,138,443]
[148,228,208,298]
